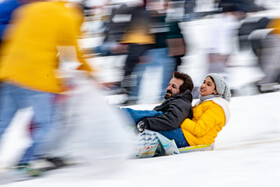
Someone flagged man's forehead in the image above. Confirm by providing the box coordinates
[170,77,183,86]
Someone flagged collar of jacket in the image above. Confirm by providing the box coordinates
[165,89,193,102]
[181,89,193,102]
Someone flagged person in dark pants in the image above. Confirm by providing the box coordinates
[121,43,151,94]
[120,2,154,95]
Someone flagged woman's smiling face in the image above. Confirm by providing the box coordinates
[200,76,217,96]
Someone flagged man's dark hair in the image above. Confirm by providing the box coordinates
[173,71,194,93]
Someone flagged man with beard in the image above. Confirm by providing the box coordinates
[123,71,194,132]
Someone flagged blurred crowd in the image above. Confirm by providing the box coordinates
[80,0,280,103]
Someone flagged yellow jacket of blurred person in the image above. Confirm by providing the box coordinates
[121,6,154,45]
[267,18,280,35]
[180,98,230,146]
[0,1,94,93]
[122,30,155,45]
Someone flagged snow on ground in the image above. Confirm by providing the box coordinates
[0,91,279,187]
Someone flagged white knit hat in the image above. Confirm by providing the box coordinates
[207,73,231,101]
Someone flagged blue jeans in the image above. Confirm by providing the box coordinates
[122,108,162,123]
[130,48,176,101]
[158,127,189,148]
[0,83,57,164]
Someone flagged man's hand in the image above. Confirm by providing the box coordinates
[136,120,147,133]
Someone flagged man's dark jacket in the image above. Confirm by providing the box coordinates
[142,90,193,131]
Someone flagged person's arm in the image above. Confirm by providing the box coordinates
[76,47,95,74]
[140,99,192,131]
[122,108,162,123]
[181,104,225,137]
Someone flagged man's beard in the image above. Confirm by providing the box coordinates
[164,90,172,99]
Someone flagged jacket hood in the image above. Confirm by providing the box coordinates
[181,89,193,103]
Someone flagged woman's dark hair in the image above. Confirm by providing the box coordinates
[208,75,217,91]
[173,71,194,93]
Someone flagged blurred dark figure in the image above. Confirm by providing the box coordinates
[203,3,245,75]
[167,22,187,71]
[119,1,154,95]
[237,16,272,91]
[231,1,279,92]
[92,3,131,56]
[217,0,265,12]
[204,0,265,75]
[124,0,185,104]
[183,0,196,21]
[238,17,271,52]
[254,18,280,92]
[168,0,196,21]
[151,0,187,71]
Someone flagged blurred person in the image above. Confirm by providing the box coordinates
[167,21,187,72]
[183,0,196,21]
[238,17,271,52]
[165,0,188,71]
[89,3,131,57]
[0,0,94,177]
[217,0,265,12]
[255,18,280,91]
[202,3,245,75]
[123,71,193,133]
[138,73,231,148]
[125,0,184,104]
[118,0,154,96]
[82,1,152,95]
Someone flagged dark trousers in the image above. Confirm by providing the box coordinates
[121,43,150,92]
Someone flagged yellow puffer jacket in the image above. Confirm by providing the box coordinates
[180,97,230,146]
[0,1,93,93]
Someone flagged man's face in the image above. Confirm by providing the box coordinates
[164,77,183,99]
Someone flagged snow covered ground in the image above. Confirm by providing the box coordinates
[0,90,279,187]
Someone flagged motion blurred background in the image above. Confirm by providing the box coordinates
[78,0,280,104]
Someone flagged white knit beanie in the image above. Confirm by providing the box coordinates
[208,73,231,101]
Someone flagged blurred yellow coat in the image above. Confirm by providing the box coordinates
[0,1,93,93]
[122,30,154,45]
[267,18,280,35]
[180,99,228,146]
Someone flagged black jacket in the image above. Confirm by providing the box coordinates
[142,90,193,131]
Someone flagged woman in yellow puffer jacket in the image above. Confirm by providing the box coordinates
[159,73,230,148]
[180,73,231,146]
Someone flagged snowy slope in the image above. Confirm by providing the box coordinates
[0,91,279,187]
